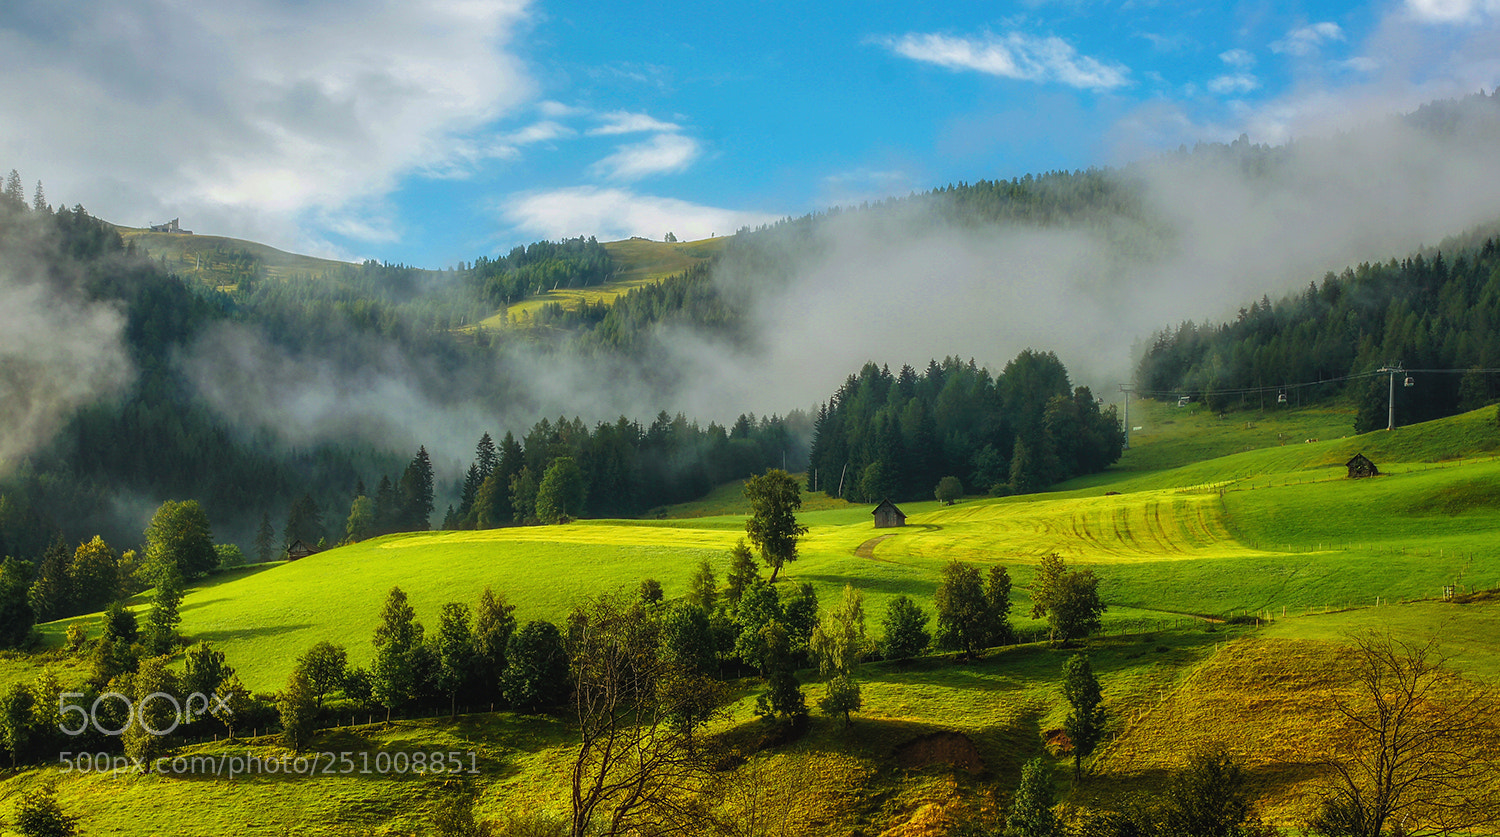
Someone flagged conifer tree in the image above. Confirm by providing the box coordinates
[399,447,435,530]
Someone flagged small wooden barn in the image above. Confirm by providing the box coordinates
[872,499,907,529]
[285,539,320,561]
[1346,453,1379,479]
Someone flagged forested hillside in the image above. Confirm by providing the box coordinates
[5,91,1500,569]
[1135,229,1500,429]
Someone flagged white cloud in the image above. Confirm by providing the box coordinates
[1405,0,1500,23]
[1270,22,1345,56]
[588,111,683,136]
[500,186,778,242]
[881,31,1130,91]
[1208,74,1261,95]
[1219,48,1257,70]
[591,134,702,181]
[539,100,586,118]
[506,121,575,146]
[1337,56,1381,73]
[0,0,534,253]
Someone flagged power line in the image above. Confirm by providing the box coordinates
[1128,365,1500,404]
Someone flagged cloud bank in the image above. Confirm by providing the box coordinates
[0,0,533,255]
[0,261,133,471]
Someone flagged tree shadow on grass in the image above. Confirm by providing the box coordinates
[793,573,939,599]
[159,719,523,785]
[1069,758,1324,816]
[189,622,318,644]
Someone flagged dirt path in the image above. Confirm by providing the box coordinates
[854,534,896,560]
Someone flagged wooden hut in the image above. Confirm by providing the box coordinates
[1346,453,1379,479]
[285,539,320,561]
[872,499,907,528]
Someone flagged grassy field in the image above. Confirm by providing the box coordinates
[116,227,354,286]
[7,401,1500,833]
[485,236,728,327]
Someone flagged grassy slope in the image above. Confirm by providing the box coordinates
[9,402,1500,833]
[487,236,728,327]
[116,227,354,285]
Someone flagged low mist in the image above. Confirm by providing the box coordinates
[0,267,133,472]
[175,97,1500,481]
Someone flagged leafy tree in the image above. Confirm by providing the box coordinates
[733,578,782,675]
[1029,553,1105,645]
[686,559,717,610]
[0,682,34,768]
[345,494,376,542]
[660,603,717,677]
[295,641,348,709]
[118,656,179,772]
[144,499,216,579]
[144,563,184,655]
[880,595,931,661]
[12,783,78,837]
[0,557,35,649]
[934,560,1005,659]
[743,469,807,583]
[214,673,252,739]
[638,578,664,606]
[819,674,862,727]
[724,539,759,606]
[278,669,319,753]
[987,565,1016,643]
[1158,748,1267,837]
[535,456,587,524]
[371,586,424,718]
[208,542,241,571]
[780,582,819,665]
[1062,653,1106,781]
[182,642,233,713]
[1007,757,1060,837]
[102,599,138,643]
[809,584,867,677]
[64,623,86,651]
[434,602,475,718]
[501,620,568,712]
[753,621,806,723]
[935,475,964,504]
[472,587,516,701]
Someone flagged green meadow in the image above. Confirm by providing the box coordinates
[8,401,1500,834]
[484,235,728,328]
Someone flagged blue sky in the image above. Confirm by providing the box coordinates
[2,0,1498,268]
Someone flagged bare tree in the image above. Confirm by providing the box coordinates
[567,593,725,837]
[1310,632,1500,837]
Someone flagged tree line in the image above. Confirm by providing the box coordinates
[807,353,1124,503]
[1136,232,1500,430]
